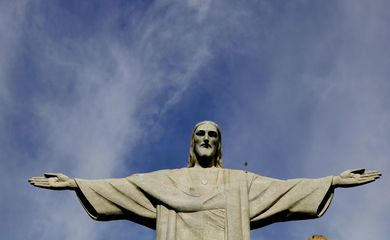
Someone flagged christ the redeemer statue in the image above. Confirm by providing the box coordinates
[29,121,381,240]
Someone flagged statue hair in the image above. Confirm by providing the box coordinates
[187,121,222,168]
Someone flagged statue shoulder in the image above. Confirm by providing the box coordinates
[222,168,259,176]
[220,168,263,183]
[127,168,187,182]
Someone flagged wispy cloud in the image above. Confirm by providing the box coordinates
[1,1,217,240]
[219,1,389,239]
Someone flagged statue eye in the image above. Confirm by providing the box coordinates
[209,131,218,138]
[196,130,205,136]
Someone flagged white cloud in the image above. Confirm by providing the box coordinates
[0,1,27,112]
[1,1,217,240]
[186,0,211,23]
[219,1,389,239]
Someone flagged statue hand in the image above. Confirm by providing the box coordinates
[332,168,381,188]
[28,173,77,190]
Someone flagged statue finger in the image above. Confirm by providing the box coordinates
[361,172,381,178]
[29,177,48,180]
[29,180,49,185]
[31,182,51,188]
[359,172,381,179]
[363,170,380,174]
[29,179,49,184]
[29,177,50,182]
[364,170,381,176]
[373,175,381,179]
[357,177,376,184]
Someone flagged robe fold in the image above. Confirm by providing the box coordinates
[75,168,334,240]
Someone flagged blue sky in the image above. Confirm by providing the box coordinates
[1,1,389,239]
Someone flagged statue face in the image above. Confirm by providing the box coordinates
[194,122,219,163]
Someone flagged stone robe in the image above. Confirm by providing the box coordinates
[75,168,334,240]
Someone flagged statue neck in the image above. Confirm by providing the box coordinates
[193,156,215,168]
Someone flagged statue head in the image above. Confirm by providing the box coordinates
[187,121,222,168]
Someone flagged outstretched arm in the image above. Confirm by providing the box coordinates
[28,173,78,190]
[332,168,381,188]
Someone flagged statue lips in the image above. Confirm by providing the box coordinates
[201,143,211,148]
